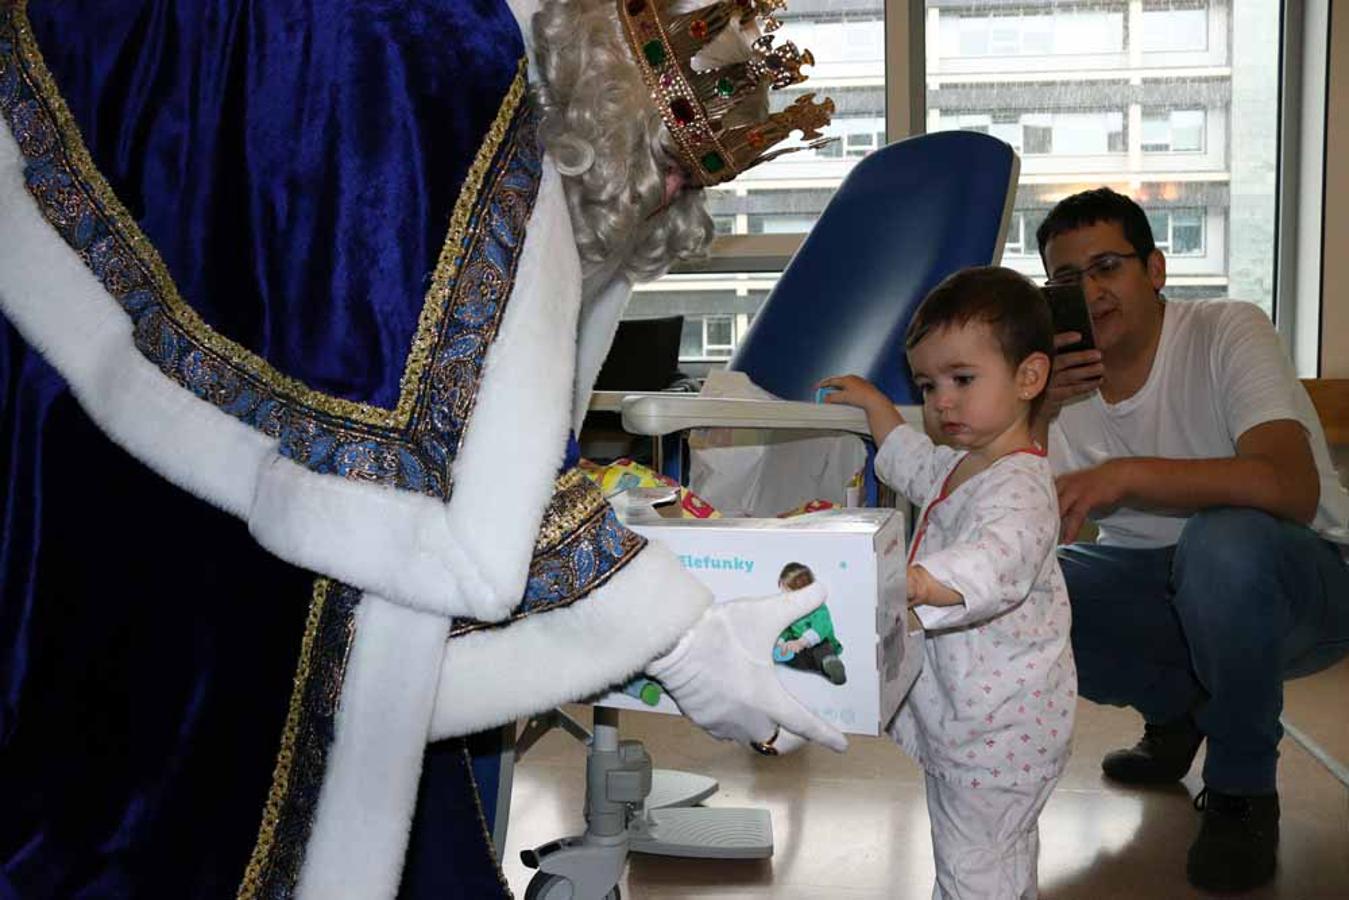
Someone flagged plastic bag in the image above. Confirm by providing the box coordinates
[688,371,867,518]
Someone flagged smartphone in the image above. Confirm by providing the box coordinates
[1042,282,1096,354]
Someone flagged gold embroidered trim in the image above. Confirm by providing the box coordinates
[533,468,609,554]
[9,0,526,430]
[237,578,330,900]
[460,740,515,896]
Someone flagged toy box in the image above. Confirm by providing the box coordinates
[599,508,924,736]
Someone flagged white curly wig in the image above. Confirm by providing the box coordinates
[533,0,766,293]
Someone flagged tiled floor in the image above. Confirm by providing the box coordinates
[502,665,1349,899]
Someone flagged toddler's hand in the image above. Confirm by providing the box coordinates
[816,374,887,412]
[817,375,905,446]
[907,564,963,608]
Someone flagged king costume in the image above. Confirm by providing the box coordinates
[0,0,717,895]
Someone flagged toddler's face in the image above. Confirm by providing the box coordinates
[908,320,1028,451]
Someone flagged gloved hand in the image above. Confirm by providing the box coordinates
[646,582,848,754]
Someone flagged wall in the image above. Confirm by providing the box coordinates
[1323,1,1349,375]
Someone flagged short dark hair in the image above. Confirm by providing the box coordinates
[904,266,1054,416]
[778,562,814,590]
[1035,186,1157,265]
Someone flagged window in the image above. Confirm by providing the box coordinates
[940,10,1125,58]
[679,315,737,360]
[791,18,886,64]
[1141,4,1209,53]
[820,115,887,159]
[1149,208,1206,256]
[1021,115,1053,155]
[949,113,991,135]
[845,132,878,157]
[634,0,1286,381]
[711,215,735,236]
[1142,109,1205,152]
[748,214,820,235]
[929,0,1279,314]
[945,111,1123,155]
[1053,112,1126,155]
[1003,212,1028,257]
[703,316,735,357]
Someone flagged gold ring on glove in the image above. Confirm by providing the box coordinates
[750,727,780,756]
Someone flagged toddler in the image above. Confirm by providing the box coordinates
[773,562,847,685]
[822,266,1076,899]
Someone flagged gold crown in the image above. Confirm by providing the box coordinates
[618,0,835,187]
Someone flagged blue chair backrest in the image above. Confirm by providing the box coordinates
[728,131,1019,404]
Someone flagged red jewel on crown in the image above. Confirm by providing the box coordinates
[669,97,697,125]
[689,18,709,40]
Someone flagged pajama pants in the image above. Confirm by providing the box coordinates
[924,771,1059,900]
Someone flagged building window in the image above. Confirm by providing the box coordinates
[703,315,735,357]
[789,18,886,64]
[711,215,735,236]
[845,132,877,157]
[1149,208,1206,256]
[813,115,885,159]
[1054,112,1126,154]
[945,110,1123,156]
[1142,109,1206,152]
[1141,3,1210,53]
[679,313,737,360]
[748,214,820,235]
[1003,212,1028,257]
[940,10,1125,57]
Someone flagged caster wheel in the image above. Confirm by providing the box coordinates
[523,872,620,900]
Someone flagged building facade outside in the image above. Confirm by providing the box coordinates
[625,0,1280,373]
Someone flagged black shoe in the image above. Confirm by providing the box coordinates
[1187,787,1279,892]
[1101,716,1203,784]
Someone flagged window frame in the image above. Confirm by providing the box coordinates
[676,0,1325,378]
[702,314,736,358]
[1149,207,1207,257]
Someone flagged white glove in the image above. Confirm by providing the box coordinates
[646,582,848,753]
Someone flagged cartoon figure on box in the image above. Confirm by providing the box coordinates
[773,563,847,685]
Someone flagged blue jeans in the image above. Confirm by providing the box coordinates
[1059,508,1349,794]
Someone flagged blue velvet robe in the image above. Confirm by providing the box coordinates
[0,0,541,895]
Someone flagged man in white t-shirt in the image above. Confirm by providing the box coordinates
[1032,187,1349,894]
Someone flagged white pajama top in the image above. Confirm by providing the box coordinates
[877,424,1076,788]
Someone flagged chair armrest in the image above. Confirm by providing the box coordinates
[619,394,871,437]
[589,390,676,414]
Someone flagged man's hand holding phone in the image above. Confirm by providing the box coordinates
[1040,282,1104,421]
[1047,332,1104,410]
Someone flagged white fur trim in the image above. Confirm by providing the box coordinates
[428,541,712,739]
[296,595,449,900]
[571,275,634,434]
[440,166,584,618]
[0,116,582,622]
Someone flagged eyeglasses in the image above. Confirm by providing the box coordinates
[1045,251,1140,287]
